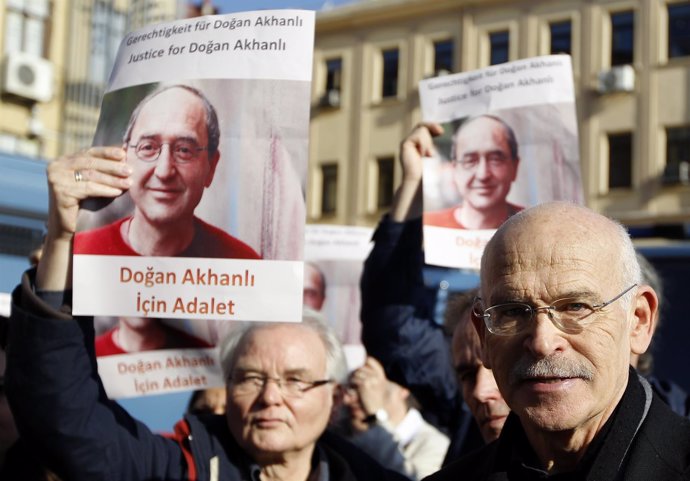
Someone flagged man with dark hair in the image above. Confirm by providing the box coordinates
[361,123,509,464]
[424,114,521,230]
[74,84,260,259]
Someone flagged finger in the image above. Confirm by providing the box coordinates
[79,168,131,192]
[86,145,127,161]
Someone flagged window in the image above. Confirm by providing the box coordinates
[611,11,634,66]
[381,48,399,98]
[376,157,395,209]
[489,31,510,65]
[668,2,690,58]
[664,127,690,184]
[4,0,50,57]
[325,58,342,93]
[550,20,572,55]
[321,164,338,215]
[433,39,454,74]
[90,2,126,84]
[608,133,633,189]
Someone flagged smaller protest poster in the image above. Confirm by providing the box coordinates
[72,10,315,323]
[94,316,223,398]
[419,55,583,269]
[304,224,374,368]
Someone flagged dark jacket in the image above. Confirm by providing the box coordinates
[6,270,408,481]
[425,370,690,481]
[360,216,483,464]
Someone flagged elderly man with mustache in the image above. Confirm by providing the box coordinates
[426,201,690,480]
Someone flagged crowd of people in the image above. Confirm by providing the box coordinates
[2,114,690,481]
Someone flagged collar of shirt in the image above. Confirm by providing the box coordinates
[394,407,424,446]
[496,367,651,480]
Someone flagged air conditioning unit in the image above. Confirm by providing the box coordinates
[319,88,341,108]
[597,65,635,94]
[2,52,54,103]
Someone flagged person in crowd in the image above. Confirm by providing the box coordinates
[445,291,510,443]
[361,123,504,464]
[95,316,212,356]
[186,387,227,416]
[303,261,326,311]
[73,84,260,259]
[0,313,60,480]
[5,147,408,481]
[632,253,690,417]
[342,356,449,480]
[428,200,690,480]
[424,115,522,230]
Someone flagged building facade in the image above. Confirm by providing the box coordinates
[309,0,690,230]
[0,0,195,292]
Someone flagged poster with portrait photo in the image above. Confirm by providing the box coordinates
[304,225,374,369]
[72,10,314,323]
[94,315,224,399]
[419,55,583,269]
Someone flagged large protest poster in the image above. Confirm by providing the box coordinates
[69,11,314,398]
[419,55,583,269]
[304,224,373,369]
[72,10,314,324]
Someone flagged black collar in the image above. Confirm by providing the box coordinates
[493,367,652,480]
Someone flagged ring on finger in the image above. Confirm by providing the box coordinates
[74,170,84,182]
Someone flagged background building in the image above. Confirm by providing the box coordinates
[309,0,690,233]
[0,0,199,292]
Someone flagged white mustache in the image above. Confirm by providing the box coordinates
[510,356,594,385]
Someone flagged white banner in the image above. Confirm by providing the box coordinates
[109,10,315,91]
[97,348,224,399]
[74,256,302,322]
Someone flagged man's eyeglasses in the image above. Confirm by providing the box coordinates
[454,153,511,171]
[129,139,208,164]
[229,373,333,398]
[473,284,638,336]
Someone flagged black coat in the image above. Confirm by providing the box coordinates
[425,372,690,481]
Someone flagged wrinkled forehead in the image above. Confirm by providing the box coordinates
[236,324,328,373]
[481,208,620,302]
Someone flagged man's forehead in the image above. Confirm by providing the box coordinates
[236,325,327,370]
[136,90,206,125]
[482,221,617,300]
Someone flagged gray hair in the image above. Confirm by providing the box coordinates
[610,217,642,311]
[123,84,221,158]
[219,309,348,385]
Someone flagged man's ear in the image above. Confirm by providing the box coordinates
[205,151,220,188]
[510,156,520,182]
[471,309,492,369]
[630,285,657,356]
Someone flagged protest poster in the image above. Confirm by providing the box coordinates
[94,315,223,398]
[304,224,374,369]
[419,55,583,269]
[72,10,314,324]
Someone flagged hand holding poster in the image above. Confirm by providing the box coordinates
[72,10,314,322]
[419,55,583,269]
